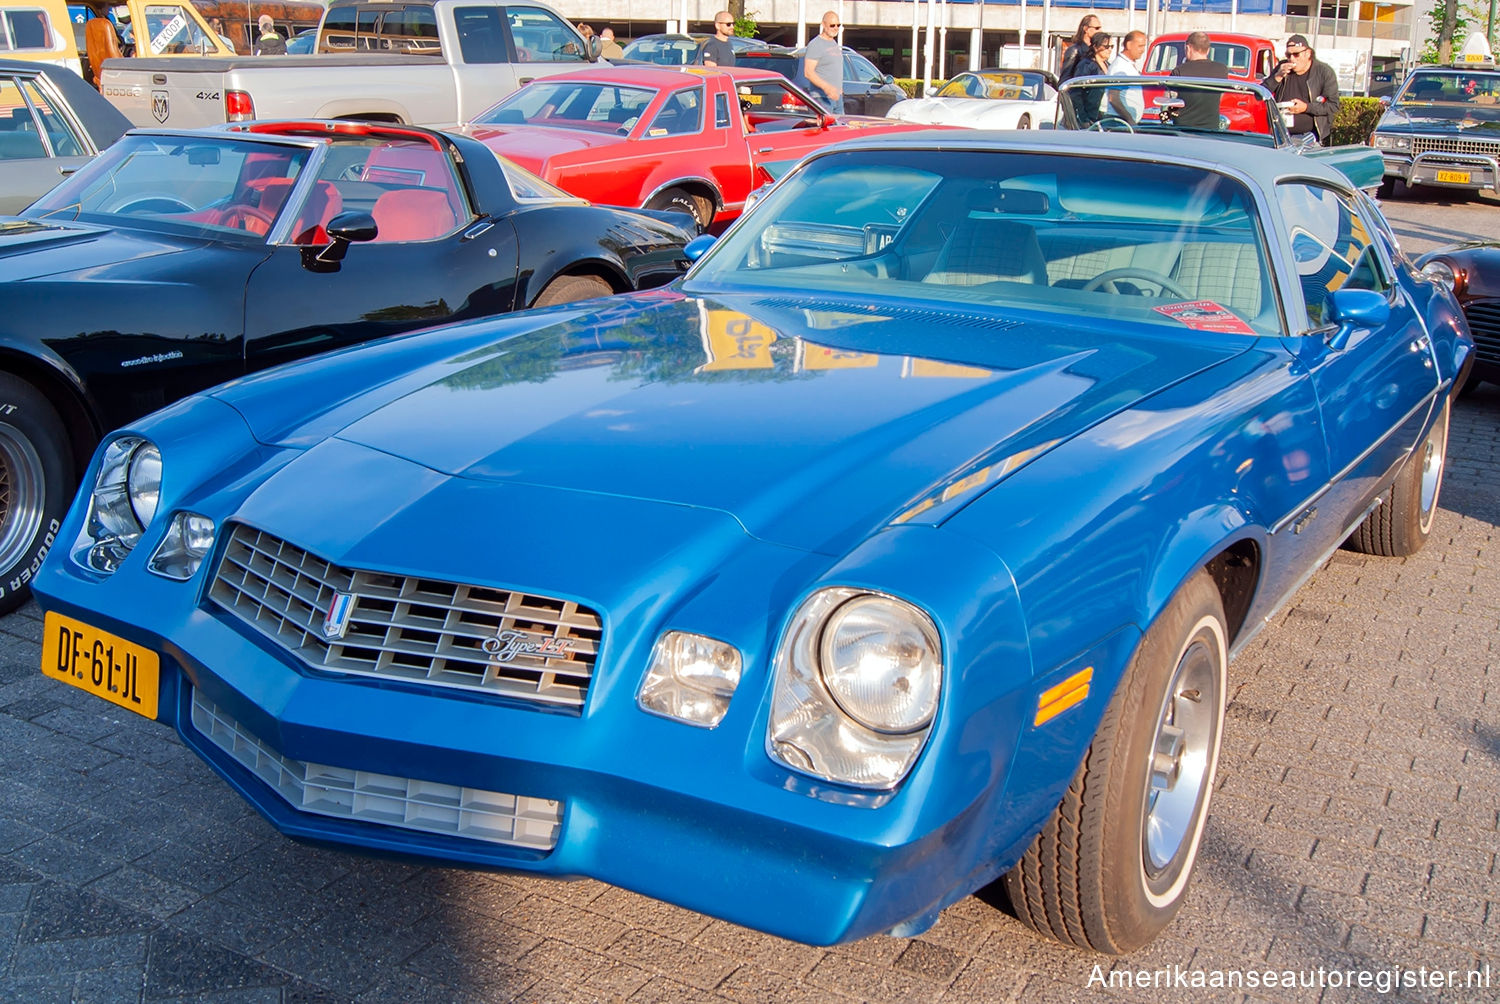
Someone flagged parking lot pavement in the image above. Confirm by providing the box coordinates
[2,203,1497,1003]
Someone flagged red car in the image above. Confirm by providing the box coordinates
[459,66,938,229]
[1143,32,1280,82]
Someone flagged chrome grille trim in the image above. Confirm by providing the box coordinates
[209,524,602,707]
[1412,135,1500,158]
[1461,299,1500,363]
[191,689,562,850]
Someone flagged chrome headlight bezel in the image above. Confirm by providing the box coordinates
[1372,132,1411,152]
[766,587,944,790]
[74,436,162,573]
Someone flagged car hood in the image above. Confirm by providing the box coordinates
[1378,105,1500,135]
[460,125,625,173]
[214,289,1249,555]
[0,217,197,280]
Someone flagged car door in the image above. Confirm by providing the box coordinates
[0,70,97,213]
[841,49,900,116]
[1274,180,1442,546]
[240,143,520,372]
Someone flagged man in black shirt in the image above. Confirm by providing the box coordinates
[1168,31,1230,130]
[699,11,736,66]
[1262,35,1340,143]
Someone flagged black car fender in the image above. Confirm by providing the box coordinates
[510,206,688,306]
[0,339,103,482]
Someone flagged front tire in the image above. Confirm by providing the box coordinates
[0,373,72,614]
[1346,398,1448,557]
[1005,570,1227,953]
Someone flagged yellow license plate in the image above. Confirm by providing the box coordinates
[41,611,159,719]
[1436,169,1472,184]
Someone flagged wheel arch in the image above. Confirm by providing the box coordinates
[0,348,101,483]
[643,177,724,214]
[1141,505,1264,653]
[522,257,630,307]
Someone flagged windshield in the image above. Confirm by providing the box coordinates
[621,37,697,65]
[497,155,577,201]
[473,81,657,133]
[937,71,1051,101]
[1146,41,1252,76]
[28,135,312,236]
[687,149,1278,336]
[1058,78,1279,140]
[1393,70,1500,121]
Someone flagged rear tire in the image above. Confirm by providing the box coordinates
[0,373,73,615]
[1346,398,1448,557]
[647,188,712,230]
[1377,177,1402,200]
[531,273,614,308]
[1005,570,1227,954]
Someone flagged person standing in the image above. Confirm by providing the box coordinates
[208,17,237,53]
[1169,30,1229,130]
[1059,14,1101,82]
[598,27,624,60]
[1262,34,1340,144]
[254,14,286,55]
[803,11,844,113]
[1105,29,1148,122]
[699,11,736,67]
[1070,33,1113,125]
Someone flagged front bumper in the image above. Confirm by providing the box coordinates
[1381,150,1499,190]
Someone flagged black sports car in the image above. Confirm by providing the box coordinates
[0,119,693,611]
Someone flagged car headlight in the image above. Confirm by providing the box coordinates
[148,512,217,581]
[637,631,742,728]
[819,595,941,732]
[75,437,161,573]
[767,587,943,789]
[1372,133,1411,151]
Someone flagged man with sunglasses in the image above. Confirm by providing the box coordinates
[700,11,736,67]
[803,11,845,113]
[1263,34,1340,144]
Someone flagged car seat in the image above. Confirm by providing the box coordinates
[85,17,122,88]
[371,188,458,241]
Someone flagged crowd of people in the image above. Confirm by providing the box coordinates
[1056,15,1340,142]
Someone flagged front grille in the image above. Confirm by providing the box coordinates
[1461,299,1500,364]
[190,690,562,849]
[209,524,602,708]
[1412,135,1500,158]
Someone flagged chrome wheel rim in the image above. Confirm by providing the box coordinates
[1418,414,1446,531]
[0,422,46,575]
[1142,633,1221,876]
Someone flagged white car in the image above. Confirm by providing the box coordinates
[886,69,1058,129]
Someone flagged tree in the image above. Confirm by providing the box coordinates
[1425,0,1483,63]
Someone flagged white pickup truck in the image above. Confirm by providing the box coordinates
[99,0,598,128]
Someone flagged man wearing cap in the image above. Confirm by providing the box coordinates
[1263,34,1339,144]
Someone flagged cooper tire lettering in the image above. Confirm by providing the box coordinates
[0,376,74,615]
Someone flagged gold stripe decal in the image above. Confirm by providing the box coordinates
[1035,666,1094,726]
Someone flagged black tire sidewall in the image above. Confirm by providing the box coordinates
[532,274,613,308]
[0,374,72,614]
[651,189,707,228]
[1092,572,1227,950]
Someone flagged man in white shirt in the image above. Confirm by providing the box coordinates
[1105,30,1148,122]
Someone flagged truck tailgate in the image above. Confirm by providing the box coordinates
[100,57,252,128]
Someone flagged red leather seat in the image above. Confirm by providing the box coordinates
[371,188,457,242]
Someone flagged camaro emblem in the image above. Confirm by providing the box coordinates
[482,629,576,664]
[323,592,355,640]
[151,90,169,123]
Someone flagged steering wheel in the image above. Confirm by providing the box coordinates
[115,195,194,215]
[1082,267,1189,297]
[218,205,275,235]
[1086,115,1137,133]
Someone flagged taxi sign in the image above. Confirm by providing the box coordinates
[1456,32,1495,68]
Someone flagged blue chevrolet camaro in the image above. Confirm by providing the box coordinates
[34,132,1472,953]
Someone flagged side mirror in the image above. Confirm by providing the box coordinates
[683,233,716,262]
[1324,287,1390,350]
[587,36,603,61]
[883,74,895,84]
[1379,95,1392,107]
[302,211,377,271]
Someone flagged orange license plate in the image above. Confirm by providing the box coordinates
[1435,170,1472,184]
[41,611,159,719]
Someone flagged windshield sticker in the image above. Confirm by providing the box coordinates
[1154,300,1255,334]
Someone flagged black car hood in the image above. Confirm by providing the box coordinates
[1378,105,1500,135]
[0,217,203,281]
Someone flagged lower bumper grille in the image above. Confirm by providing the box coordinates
[191,689,562,850]
[1461,299,1500,365]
